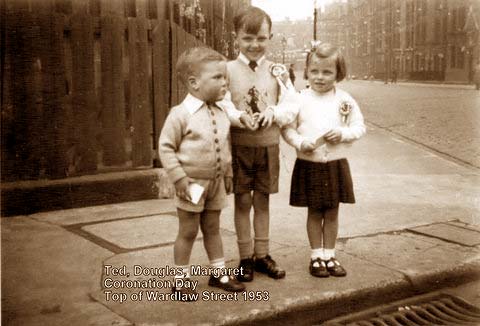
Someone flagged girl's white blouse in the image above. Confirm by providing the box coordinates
[278,87,366,163]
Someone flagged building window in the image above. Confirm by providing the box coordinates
[394,28,400,49]
[450,45,456,67]
[457,6,466,32]
[451,8,457,32]
[457,47,464,69]
[406,1,414,48]
[434,14,442,44]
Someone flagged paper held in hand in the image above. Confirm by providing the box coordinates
[188,183,205,205]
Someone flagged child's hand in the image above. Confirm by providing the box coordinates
[224,176,233,194]
[257,107,274,129]
[324,129,342,144]
[174,177,193,201]
[300,140,316,153]
[240,112,258,131]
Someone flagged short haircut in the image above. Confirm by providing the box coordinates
[233,6,272,34]
[304,43,347,82]
[176,47,226,85]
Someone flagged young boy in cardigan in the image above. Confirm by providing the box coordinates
[159,47,245,301]
[228,6,295,282]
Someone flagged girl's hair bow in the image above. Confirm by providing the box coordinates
[310,40,323,51]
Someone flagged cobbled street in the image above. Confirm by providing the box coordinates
[340,81,480,168]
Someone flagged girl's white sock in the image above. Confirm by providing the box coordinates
[324,249,335,260]
[310,248,324,260]
[210,258,226,269]
[210,258,229,283]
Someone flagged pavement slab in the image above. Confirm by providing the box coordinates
[343,232,480,288]
[1,217,130,326]
[82,214,179,250]
[29,199,177,226]
[409,222,480,246]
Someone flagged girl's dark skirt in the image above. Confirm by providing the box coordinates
[290,158,355,210]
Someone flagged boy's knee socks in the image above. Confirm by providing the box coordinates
[254,237,269,258]
[237,238,253,259]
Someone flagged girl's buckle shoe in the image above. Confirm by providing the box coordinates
[326,258,347,277]
[254,255,286,279]
[208,275,246,292]
[309,258,330,278]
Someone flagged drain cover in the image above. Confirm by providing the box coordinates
[323,293,480,325]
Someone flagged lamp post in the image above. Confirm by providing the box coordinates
[384,0,393,84]
[313,0,318,41]
[281,37,287,64]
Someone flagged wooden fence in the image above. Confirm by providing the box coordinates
[1,0,248,182]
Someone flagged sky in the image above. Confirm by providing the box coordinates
[251,0,333,22]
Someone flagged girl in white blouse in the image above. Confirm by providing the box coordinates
[280,43,366,278]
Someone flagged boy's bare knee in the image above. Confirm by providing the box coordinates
[200,221,220,235]
[179,227,199,242]
[200,210,220,233]
[235,193,253,210]
[202,229,220,240]
[253,191,269,210]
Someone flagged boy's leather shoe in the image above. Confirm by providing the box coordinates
[171,283,198,302]
[208,275,246,292]
[237,257,254,282]
[254,255,286,279]
[309,258,330,278]
[326,258,347,277]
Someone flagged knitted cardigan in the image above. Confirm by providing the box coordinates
[159,94,233,183]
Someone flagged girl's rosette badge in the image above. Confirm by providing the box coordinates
[339,101,352,124]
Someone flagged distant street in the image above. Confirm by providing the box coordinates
[293,75,480,169]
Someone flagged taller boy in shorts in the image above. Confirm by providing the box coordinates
[228,6,292,282]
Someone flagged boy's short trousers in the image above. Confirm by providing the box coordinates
[231,144,279,194]
[175,176,228,213]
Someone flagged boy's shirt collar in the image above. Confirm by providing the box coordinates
[238,52,265,67]
[183,93,225,114]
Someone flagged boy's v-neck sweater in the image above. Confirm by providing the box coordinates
[228,58,280,147]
